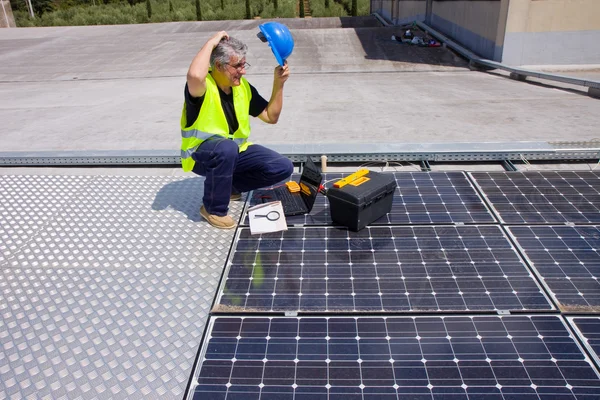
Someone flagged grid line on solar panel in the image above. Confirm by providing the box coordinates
[508,225,600,312]
[191,315,600,400]
[470,171,600,224]
[214,225,553,313]
[243,172,496,226]
[569,317,600,370]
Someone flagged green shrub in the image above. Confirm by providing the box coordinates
[258,0,294,18]
[310,0,345,17]
[14,10,36,26]
[12,0,366,27]
[333,0,368,16]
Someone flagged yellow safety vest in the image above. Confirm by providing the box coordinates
[180,73,252,172]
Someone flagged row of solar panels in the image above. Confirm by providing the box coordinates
[188,171,600,399]
[242,171,600,226]
[191,315,600,400]
[215,224,599,313]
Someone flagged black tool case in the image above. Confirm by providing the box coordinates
[326,171,397,231]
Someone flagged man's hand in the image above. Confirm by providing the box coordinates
[187,31,229,98]
[209,31,229,48]
[274,61,290,87]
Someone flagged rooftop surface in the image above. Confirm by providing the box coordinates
[1,17,599,153]
[1,16,600,400]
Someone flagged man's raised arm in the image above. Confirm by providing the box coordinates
[187,31,229,98]
[259,61,290,124]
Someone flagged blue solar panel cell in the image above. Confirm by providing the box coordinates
[471,171,600,224]
[192,316,600,400]
[508,225,600,311]
[216,226,552,313]
[243,172,495,226]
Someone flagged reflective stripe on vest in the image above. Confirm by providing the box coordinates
[180,74,252,172]
[181,128,216,140]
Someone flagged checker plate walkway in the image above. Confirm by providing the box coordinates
[0,174,244,400]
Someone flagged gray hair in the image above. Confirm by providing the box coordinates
[210,37,248,68]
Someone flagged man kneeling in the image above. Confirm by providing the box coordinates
[180,31,293,229]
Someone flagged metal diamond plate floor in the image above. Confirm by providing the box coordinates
[0,174,241,400]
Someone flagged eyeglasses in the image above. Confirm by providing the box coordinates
[226,61,250,71]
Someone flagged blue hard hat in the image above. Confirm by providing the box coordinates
[258,22,294,66]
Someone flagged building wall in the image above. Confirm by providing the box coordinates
[503,0,600,65]
[430,0,506,61]
[372,0,600,66]
[395,0,427,24]
[1,0,17,28]
[372,0,427,25]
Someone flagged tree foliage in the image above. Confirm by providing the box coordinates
[11,0,366,26]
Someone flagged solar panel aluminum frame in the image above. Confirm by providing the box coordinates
[568,317,600,366]
[186,315,600,400]
[567,317,600,371]
[213,225,556,315]
[506,225,600,314]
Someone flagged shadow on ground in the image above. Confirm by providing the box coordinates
[152,177,204,222]
[354,26,468,68]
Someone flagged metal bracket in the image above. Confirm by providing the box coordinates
[502,160,518,171]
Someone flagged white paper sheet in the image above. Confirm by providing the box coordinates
[248,201,288,235]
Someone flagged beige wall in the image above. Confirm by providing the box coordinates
[506,0,600,33]
[503,0,600,65]
[1,0,17,28]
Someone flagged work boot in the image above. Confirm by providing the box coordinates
[200,206,236,229]
[230,193,242,201]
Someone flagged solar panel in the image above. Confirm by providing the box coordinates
[508,225,600,312]
[190,315,600,400]
[471,171,600,224]
[569,317,600,368]
[244,172,495,226]
[215,225,552,312]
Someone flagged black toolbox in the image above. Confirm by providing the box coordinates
[326,170,397,231]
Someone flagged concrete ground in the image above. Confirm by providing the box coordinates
[1,16,599,155]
